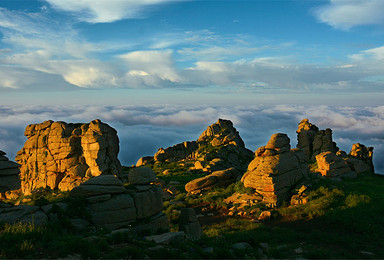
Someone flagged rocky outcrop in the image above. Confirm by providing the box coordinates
[348,143,374,173]
[185,167,239,194]
[16,119,122,195]
[315,151,356,178]
[0,204,48,226]
[297,119,339,161]
[136,156,154,167]
[241,133,308,206]
[151,119,254,173]
[70,173,169,232]
[0,151,21,193]
[315,142,374,178]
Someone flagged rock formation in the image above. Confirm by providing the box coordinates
[297,119,339,161]
[185,167,240,194]
[0,151,21,194]
[316,151,356,178]
[138,119,254,174]
[15,119,122,195]
[241,133,308,206]
[348,143,374,173]
[316,143,374,178]
[70,172,168,232]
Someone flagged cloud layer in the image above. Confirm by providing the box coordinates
[314,0,384,30]
[0,6,384,93]
[45,0,180,23]
[1,105,383,174]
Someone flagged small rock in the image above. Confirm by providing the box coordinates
[294,247,303,254]
[359,251,375,256]
[232,242,251,250]
[258,211,271,221]
[145,231,185,244]
[259,242,269,252]
[202,247,214,254]
[207,213,214,217]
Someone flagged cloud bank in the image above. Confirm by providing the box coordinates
[0,105,383,174]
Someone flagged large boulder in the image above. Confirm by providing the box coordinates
[151,119,254,173]
[316,151,356,178]
[185,167,240,194]
[16,119,122,195]
[297,119,339,161]
[69,175,169,232]
[0,151,21,193]
[241,133,308,206]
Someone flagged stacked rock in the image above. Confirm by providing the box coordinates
[15,119,122,194]
[241,133,308,206]
[69,168,169,232]
[178,208,202,240]
[297,119,339,161]
[0,150,21,194]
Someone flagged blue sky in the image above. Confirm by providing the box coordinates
[0,0,384,106]
[0,0,384,172]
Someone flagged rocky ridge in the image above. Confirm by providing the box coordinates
[15,119,122,195]
[138,119,254,174]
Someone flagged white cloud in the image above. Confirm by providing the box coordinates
[120,50,182,84]
[45,0,180,23]
[1,104,383,173]
[313,0,384,30]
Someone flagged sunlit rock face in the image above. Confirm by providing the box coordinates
[0,150,21,193]
[296,118,339,161]
[241,133,308,206]
[150,119,254,173]
[16,119,122,195]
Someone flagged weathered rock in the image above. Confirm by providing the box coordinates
[258,211,271,221]
[316,151,356,178]
[0,151,21,193]
[232,242,251,250]
[69,176,126,197]
[152,119,254,173]
[0,205,47,226]
[145,231,185,244]
[349,143,374,173]
[68,175,169,232]
[241,133,308,206]
[16,119,122,195]
[129,167,157,185]
[297,119,339,161]
[136,156,154,167]
[185,168,240,194]
[133,185,163,219]
[178,208,202,240]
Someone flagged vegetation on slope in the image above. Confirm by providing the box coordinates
[0,171,383,259]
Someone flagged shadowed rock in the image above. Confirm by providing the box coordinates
[0,151,21,193]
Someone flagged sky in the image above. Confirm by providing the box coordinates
[0,0,383,173]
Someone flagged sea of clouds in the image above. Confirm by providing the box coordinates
[0,104,383,174]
